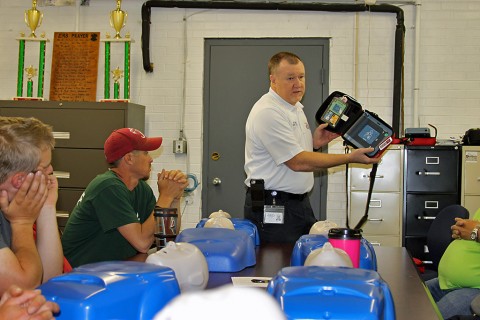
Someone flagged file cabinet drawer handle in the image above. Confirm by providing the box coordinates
[417,171,440,176]
[362,174,384,179]
[417,216,436,220]
[52,132,70,140]
[370,242,381,246]
[53,171,70,179]
[56,212,69,218]
[367,218,384,222]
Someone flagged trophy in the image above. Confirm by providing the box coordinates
[101,0,132,102]
[110,0,127,39]
[15,0,48,100]
[25,0,43,38]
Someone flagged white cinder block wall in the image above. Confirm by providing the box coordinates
[0,0,479,229]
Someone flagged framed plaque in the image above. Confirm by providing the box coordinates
[49,32,99,101]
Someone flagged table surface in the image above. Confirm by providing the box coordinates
[206,244,440,320]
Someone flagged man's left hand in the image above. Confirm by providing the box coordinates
[313,123,340,150]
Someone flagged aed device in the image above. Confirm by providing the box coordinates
[315,91,394,158]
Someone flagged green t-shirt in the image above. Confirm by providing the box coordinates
[438,208,480,289]
[61,170,156,267]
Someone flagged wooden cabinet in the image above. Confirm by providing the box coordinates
[0,100,145,229]
[461,146,480,216]
[403,145,460,263]
[348,145,404,247]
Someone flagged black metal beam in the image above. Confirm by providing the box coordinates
[141,0,405,136]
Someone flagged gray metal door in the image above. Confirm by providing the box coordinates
[203,38,329,219]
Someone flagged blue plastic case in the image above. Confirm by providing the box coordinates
[290,234,377,270]
[175,228,256,272]
[38,261,181,320]
[267,266,395,320]
[196,218,260,246]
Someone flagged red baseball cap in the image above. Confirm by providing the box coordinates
[104,128,163,163]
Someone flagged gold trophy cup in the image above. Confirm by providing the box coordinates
[110,0,127,39]
[24,0,43,38]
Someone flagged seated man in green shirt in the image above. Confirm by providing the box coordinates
[426,206,480,319]
[61,128,188,267]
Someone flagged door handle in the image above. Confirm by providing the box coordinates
[212,177,222,186]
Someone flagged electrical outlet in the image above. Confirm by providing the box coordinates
[173,140,187,154]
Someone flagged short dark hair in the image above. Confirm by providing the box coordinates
[268,52,302,76]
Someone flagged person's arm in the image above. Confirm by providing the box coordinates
[451,218,480,240]
[156,170,188,233]
[285,148,380,172]
[0,285,59,320]
[118,215,156,253]
[35,175,63,282]
[117,170,188,253]
[0,172,47,294]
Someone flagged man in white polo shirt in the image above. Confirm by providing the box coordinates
[244,51,379,243]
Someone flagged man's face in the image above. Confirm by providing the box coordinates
[0,148,53,201]
[270,59,306,105]
[35,148,53,176]
[130,151,153,180]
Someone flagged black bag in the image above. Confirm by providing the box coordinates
[315,91,393,158]
[462,128,480,145]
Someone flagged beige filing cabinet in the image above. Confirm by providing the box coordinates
[461,146,480,217]
[348,145,404,246]
[0,100,145,230]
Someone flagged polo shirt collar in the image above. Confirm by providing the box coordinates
[268,88,304,110]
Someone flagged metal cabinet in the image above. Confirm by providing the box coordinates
[349,145,404,247]
[0,100,145,229]
[403,145,460,263]
[461,146,480,216]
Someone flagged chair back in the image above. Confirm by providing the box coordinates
[427,204,469,270]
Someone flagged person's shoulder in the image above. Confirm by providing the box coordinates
[86,171,125,191]
[255,91,277,107]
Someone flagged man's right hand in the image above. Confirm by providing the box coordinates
[0,171,48,225]
[157,169,189,202]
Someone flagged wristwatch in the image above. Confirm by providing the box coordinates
[470,226,480,241]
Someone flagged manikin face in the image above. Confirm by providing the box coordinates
[270,59,306,105]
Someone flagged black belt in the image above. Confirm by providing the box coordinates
[247,188,308,201]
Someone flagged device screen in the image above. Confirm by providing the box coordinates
[343,112,393,157]
[358,124,381,144]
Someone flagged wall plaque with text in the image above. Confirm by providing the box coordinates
[50,32,100,101]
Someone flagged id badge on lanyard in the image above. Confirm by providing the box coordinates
[263,191,285,224]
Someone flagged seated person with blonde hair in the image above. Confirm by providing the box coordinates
[0,117,63,295]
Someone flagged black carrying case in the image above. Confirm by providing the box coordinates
[462,128,480,146]
[315,91,394,158]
